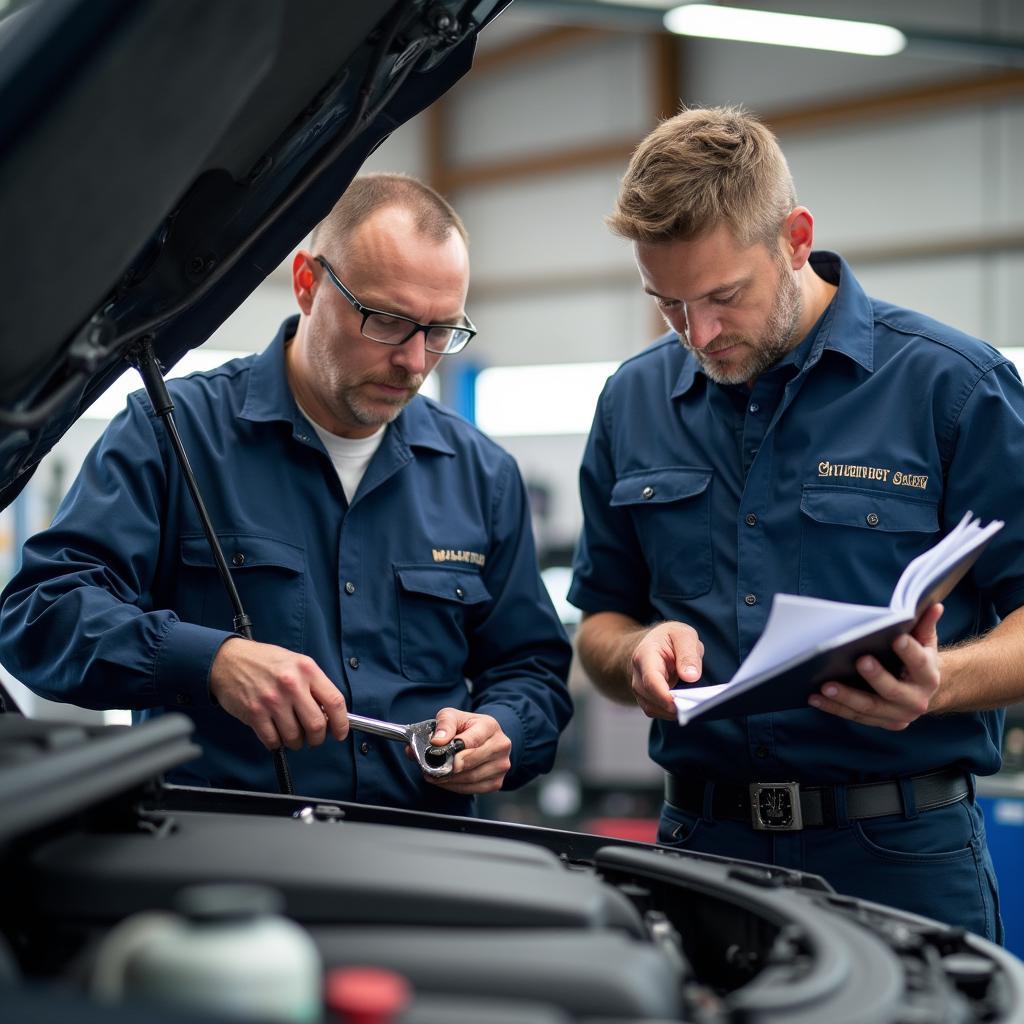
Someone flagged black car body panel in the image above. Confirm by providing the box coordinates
[0,0,505,506]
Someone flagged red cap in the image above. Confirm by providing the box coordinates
[325,967,411,1024]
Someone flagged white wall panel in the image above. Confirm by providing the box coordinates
[685,39,969,112]
[453,34,650,165]
[469,284,651,366]
[993,254,1024,351]
[207,280,297,352]
[358,113,427,180]
[457,166,628,280]
[850,256,989,343]
[996,105,1024,225]
[781,111,991,248]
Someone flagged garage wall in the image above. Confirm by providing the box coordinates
[3,1,1024,717]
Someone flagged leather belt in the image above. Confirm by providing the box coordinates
[664,766,970,832]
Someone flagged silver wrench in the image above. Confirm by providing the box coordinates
[347,713,464,779]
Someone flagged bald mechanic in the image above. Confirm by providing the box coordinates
[1,173,572,814]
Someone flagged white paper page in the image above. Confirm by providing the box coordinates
[673,684,731,725]
[729,592,885,687]
[890,513,1003,613]
[889,511,972,613]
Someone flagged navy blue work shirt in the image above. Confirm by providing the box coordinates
[569,252,1024,784]
[0,318,573,813]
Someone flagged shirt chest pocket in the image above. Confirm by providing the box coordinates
[799,486,940,604]
[395,565,492,683]
[179,533,306,651]
[611,467,713,600]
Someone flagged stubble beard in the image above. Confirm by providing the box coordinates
[339,371,425,428]
[687,263,804,386]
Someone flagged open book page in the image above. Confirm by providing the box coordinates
[671,511,1002,726]
[673,683,731,721]
[890,512,1004,615]
[729,593,886,687]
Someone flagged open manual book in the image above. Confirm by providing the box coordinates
[672,511,1003,726]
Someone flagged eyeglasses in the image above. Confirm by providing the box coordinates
[315,256,476,355]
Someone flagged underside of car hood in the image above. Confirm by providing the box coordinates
[0,0,509,508]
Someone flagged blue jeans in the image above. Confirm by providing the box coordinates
[657,784,1003,942]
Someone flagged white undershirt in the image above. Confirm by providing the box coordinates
[298,404,386,503]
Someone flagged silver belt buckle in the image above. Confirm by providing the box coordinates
[749,781,803,831]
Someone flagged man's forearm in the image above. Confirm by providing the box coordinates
[575,611,648,705]
[933,605,1024,714]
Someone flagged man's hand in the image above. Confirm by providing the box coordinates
[210,637,349,750]
[407,708,512,794]
[808,603,944,730]
[630,621,705,720]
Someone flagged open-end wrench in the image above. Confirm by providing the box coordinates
[347,713,464,779]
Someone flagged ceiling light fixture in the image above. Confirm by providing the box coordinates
[663,4,906,56]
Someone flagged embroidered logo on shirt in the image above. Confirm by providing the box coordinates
[432,549,486,567]
[818,461,928,490]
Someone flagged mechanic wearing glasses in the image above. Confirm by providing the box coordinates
[0,173,572,814]
[568,107,1024,939]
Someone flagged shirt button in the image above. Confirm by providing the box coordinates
[744,513,758,527]
[744,593,757,606]
[359,742,370,755]
[231,552,245,567]
[866,512,880,527]
[749,403,760,414]
[754,745,769,759]
[455,586,465,600]
[348,656,360,669]
[642,486,655,500]
[344,581,356,595]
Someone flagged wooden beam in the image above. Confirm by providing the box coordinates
[425,98,449,194]
[441,67,1024,194]
[470,267,639,303]
[763,69,1024,135]
[843,230,1024,267]
[652,32,681,121]
[437,136,637,194]
[470,24,609,76]
[468,231,1024,302]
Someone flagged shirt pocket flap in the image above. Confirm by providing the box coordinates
[610,467,712,507]
[396,565,492,605]
[180,534,305,573]
[800,487,939,534]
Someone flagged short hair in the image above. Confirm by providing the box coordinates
[310,172,468,258]
[607,106,796,248]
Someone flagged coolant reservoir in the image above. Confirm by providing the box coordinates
[91,882,322,1022]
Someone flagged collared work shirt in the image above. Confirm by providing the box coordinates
[569,253,1024,784]
[0,319,572,813]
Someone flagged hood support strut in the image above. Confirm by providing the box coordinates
[129,339,293,796]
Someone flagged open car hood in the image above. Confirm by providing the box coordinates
[0,0,509,508]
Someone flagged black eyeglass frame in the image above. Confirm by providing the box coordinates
[314,255,476,355]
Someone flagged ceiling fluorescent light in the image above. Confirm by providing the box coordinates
[663,5,906,56]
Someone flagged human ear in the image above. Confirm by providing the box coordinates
[292,251,316,312]
[782,207,814,268]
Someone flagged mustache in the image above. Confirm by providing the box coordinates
[367,373,423,390]
[683,335,745,355]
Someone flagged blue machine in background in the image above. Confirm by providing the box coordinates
[978,717,1024,957]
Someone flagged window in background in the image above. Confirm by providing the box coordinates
[474,361,618,436]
